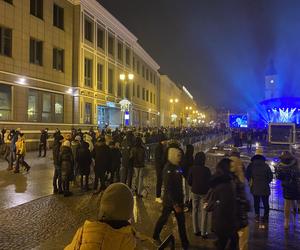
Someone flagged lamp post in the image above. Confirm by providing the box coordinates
[119,73,134,127]
[170,98,179,126]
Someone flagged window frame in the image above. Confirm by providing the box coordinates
[53,4,64,30]
[0,26,12,57]
[97,63,103,90]
[30,0,43,20]
[84,58,93,87]
[53,47,64,72]
[84,16,93,43]
[30,38,43,66]
[0,84,12,120]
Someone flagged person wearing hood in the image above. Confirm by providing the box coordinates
[230,151,250,250]
[59,140,74,197]
[14,133,30,173]
[188,151,211,238]
[65,183,137,249]
[275,151,300,229]
[205,158,238,250]
[153,146,189,250]
[84,133,94,152]
[246,148,273,222]
[77,138,92,191]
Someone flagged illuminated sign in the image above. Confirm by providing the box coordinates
[182,86,193,99]
[106,102,116,108]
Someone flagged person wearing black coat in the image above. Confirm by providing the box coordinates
[120,132,134,188]
[38,129,48,157]
[109,141,122,183]
[77,140,92,191]
[93,137,112,193]
[154,139,166,202]
[153,147,189,250]
[52,129,64,194]
[58,140,74,197]
[246,151,273,222]
[188,151,211,237]
[275,151,300,229]
[205,158,238,250]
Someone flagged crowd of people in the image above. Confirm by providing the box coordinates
[1,125,300,249]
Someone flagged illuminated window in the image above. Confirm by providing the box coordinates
[0,84,11,120]
[54,94,63,123]
[84,58,92,87]
[42,93,51,122]
[28,90,38,121]
[84,102,92,124]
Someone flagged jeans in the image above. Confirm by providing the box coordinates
[153,205,189,247]
[53,166,62,192]
[134,167,144,195]
[155,164,163,198]
[120,167,133,188]
[192,193,210,235]
[94,171,106,191]
[253,195,269,217]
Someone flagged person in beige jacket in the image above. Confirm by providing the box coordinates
[65,183,137,250]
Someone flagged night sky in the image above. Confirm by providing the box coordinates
[99,0,300,111]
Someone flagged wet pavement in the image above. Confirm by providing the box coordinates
[0,150,300,249]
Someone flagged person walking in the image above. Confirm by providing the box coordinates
[205,158,238,250]
[275,151,300,229]
[52,129,64,194]
[14,133,31,173]
[93,137,112,193]
[59,140,74,197]
[246,148,273,222]
[182,144,194,210]
[230,152,250,250]
[154,139,166,203]
[77,138,92,191]
[188,151,211,237]
[65,183,136,250]
[131,137,146,197]
[153,146,189,249]
[38,129,48,157]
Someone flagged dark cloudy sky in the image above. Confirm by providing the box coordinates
[99,0,300,111]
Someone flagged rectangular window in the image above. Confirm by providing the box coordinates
[142,88,145,100]
[142,65,145,78]
[137,61,140,74]
[133,57,136,71]
[27,90,38,121]
[84,102,92,124]
[0,26,12,57]
[97,63,103,90]
[150,92,153,103]
[117,82,122,97]
[30,38,43,66]
[84,58,92,87]
[154,94,156,104]
[97,27,104,49]
[30,0,43,19]
[153,75,156,85]
[53,4,64,30]
[4,0,13,4]
[137,85,140,98]
[132,82,135,97]
[125,84,129,99]
[108,68,114,94]
[117,42,123,61]
[150,72,153,83]
[42,93,51,122]
[108,34,114,56]
[54,94,63,123]
[53,48,64,72]
[84,17,93,42]
[125,48,130,65]
[146,90,149,102]
[0,84,11,120]
[146,69,149,80]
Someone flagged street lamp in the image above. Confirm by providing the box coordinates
[119,73,134,127]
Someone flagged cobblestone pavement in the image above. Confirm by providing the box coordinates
[0,151,300,249]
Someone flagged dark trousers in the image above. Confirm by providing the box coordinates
[15,154,30,172]
[62,179,70,193]
[155,164,163,198]
[38,143,47,157]
[153,206,189,247]
[94,171,106,190]
[121,167,133,188]
[216,232,239,250]
[253,195,270,217]
[111,167,120,183]
[53,166,62,191]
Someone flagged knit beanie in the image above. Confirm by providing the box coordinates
[99,183,134,221]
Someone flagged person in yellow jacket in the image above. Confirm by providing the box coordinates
[65,183,137,250]
[14,133,30,173]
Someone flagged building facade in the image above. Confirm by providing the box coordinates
[0,0,160,135]
[160,75,197,127]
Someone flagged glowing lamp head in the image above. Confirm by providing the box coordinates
[170,99,173,103]
[119,74,126,81]
[175,98,178,103]
[189,106,192,110]
[270,79,274,84]
[128,73,134,80]
[186,106,188,110]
